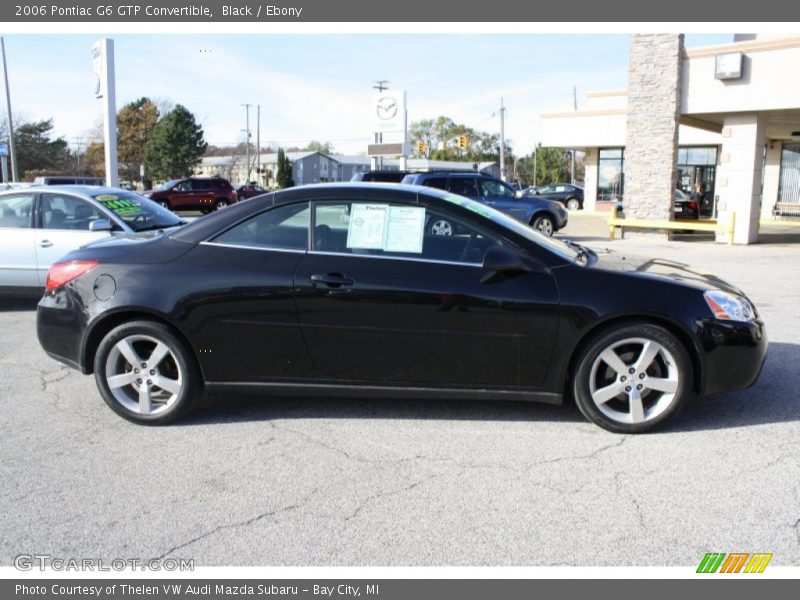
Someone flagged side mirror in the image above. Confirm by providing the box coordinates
[480,246,533,283]
[89,218,112,232]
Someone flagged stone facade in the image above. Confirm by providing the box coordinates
[623,34,684,235]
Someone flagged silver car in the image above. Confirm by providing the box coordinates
[0,185,184,295]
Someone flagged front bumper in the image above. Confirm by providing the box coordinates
[697,318,768,395]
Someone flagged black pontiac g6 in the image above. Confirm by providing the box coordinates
[37,183,767,432]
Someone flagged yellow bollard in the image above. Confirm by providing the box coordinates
[727,212,736,246]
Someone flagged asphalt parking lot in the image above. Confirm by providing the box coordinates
[1,219,799,567]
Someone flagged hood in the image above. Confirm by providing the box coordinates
[588,248,744,295]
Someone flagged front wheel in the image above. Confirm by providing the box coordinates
[572,323,692,433]
[157,199,171,211]
[94,320,201,425]
[215,198,230,211]
[532,214,555,236]
[429,218,454,236]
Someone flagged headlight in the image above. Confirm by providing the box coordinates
[704,290,755,322]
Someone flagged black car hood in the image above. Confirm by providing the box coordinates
[587,248,744,295]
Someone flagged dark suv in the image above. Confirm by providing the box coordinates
[531,183,584,211]
[402,172,568,236]
[143,177,237,213]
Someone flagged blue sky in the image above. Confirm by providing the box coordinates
[3,34,730,156]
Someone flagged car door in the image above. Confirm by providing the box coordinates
[293,195,560,388]
[477,179,529,221]
[34,192,115,286]
[191,179,215,210]
[0,192,38,289]
[182,201,314,382]
[169,180,194,209]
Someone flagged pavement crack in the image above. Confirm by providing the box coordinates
[156,486,321,560]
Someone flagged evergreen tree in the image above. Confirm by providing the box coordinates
[144,104,207,181]
[276,148,294,188]
[13,119,70,179]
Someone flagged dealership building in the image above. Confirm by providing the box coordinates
[540,33,800,244]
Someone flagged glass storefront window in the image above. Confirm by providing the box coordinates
[779,144,800,204]
[598,148,624,202]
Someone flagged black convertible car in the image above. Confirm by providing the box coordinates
[37,183,767,432]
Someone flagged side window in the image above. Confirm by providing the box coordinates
[447,178,480,197]
[312,201,501,265]
[0,193,34,228]
[213,202,309,250]
[191,180,211,191]
[555,185,567,193]
[41,194,103,230]
[175,181,192,192]
[478,179,515,198]
[423,177,448,191]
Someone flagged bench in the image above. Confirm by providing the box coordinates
[608,212,736,245]
[773,202,800,218]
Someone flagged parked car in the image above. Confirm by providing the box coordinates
[531,183,584,211]
[351,170,410,183]
[33,175,105,186]
[142,177,237,213]
[236,183,268,201]
[674,189,699,219]
[0,186,183,296]
[402,171,568,236]
[37,183,766,433]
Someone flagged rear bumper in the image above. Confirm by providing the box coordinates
[698,318,768,395]
[37,289,89,374]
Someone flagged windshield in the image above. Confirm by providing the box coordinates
[92,191,184,232]
[439,193,580,261]
[155,179,180,191]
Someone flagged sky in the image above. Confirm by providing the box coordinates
[2,33,731,157]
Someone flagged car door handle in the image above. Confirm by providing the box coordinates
[39,239,53,248]
[310,273,355,288]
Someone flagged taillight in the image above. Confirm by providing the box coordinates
[689,201,698,210]
[45,260,99,292]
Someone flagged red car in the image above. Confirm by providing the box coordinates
[143,177,237,213]
[236,183,268,201]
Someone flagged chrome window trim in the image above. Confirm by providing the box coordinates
[199,240,308,254]
[308,250,482,268]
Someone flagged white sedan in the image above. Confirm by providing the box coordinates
[0,185,184,295]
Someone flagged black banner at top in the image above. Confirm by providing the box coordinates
[2,0,799,22]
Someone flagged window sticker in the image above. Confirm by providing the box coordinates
[385,206,425,253]
[346,203,426,254]
[346,203,388,249]
[97,197,145,217]
[442,193,495,219]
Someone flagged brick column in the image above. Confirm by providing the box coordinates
[623,34,684,237]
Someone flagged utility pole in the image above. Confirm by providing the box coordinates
[256,104,260,184]
[241,103,251,184]
[373,80,389,93]
[499,97,506,182]
[571,86,577,185]
[1,37,18,182]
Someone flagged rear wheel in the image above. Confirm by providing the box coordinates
[572,323,692,433]
[429,218,454,236]
[94,320,201,425]
[566,198,581,211]
[532,214,555,236]
[215,198,230,210]
[157,199,171,211]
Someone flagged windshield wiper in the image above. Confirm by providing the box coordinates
[562,238,591,263]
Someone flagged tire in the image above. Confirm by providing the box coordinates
[93,320,202,425]
[572,323,692,433]
[429,218,454,236]
[237,194,246,202]
[532,214,555,236]
[156,199,171,211]
[215,198,230,210]
[566,198,581,211]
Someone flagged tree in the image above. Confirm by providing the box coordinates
[305,140,334,154]
[408,115,514,165]
[12,119,70,179]
[144,104,207,181]
[117,97,159,184]
[276,148,293,188]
